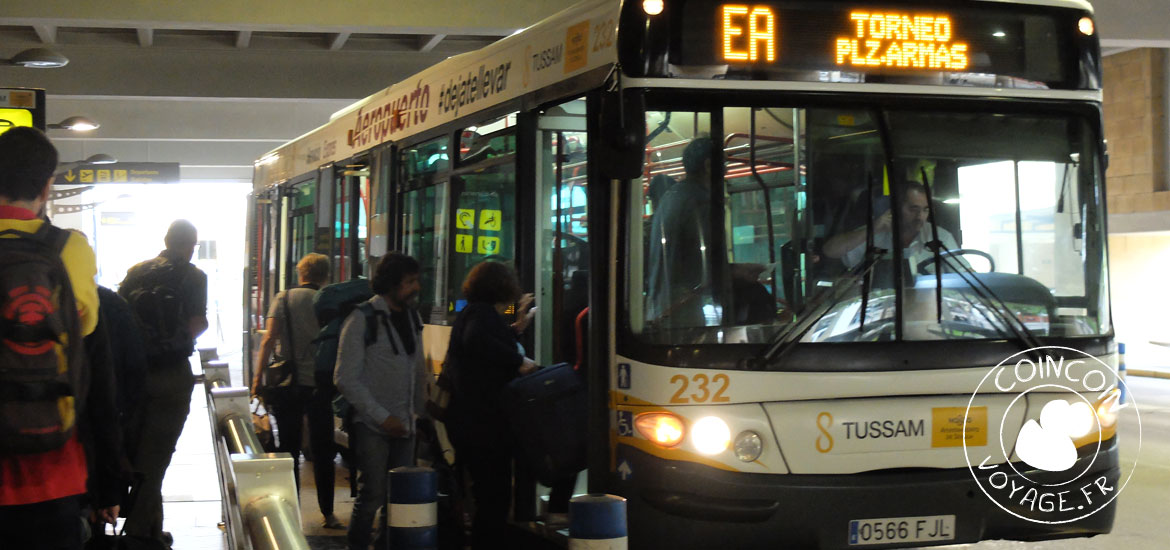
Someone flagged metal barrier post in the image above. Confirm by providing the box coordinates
[204,357,310,549]
[568,494,628,550]
[211,386,264,455]
[233,454,309,550]
[204,360,232,388]
[388,466,439,549]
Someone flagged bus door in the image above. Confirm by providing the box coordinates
[399,136,452,383]
[245,184,283,383]
[329,158,371,281]
[534,98,590,368]
[448,112,519,314]
[283,177,317,287]
[369,143,395,259]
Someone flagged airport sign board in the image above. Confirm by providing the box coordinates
[54,162,181,185]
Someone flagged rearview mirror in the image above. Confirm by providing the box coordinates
[597,89,645,179]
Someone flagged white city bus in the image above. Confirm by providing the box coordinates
[247,0,1122,547]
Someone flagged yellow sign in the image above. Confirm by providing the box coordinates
[477,236,501,255]
[96,170,111,183]
[0,109,33,136]
[478,209,502,231]
[455,234,473,253]
[79,170,94,183]
[114,169,128,182]
[456,209,476,229]
[721,5,776,62]
[564,20,590,73]
[931,406,987,448]
[836,12,968,70]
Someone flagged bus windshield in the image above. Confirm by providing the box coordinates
[626,104,1110,347]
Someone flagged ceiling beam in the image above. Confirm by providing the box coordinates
[235,30,251,48]
[4,45,442,99]
[417,34,445,52]
[328,31,350,51]
[31,24,57,44]
[137,27,153,47]
[0,0,566,33]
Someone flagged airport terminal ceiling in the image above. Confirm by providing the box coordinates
[0,0,1162,183]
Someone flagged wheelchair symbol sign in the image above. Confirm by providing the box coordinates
[479,209,501,231]
[617,410,634,437]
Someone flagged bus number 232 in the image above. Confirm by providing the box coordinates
[669,373,731,404]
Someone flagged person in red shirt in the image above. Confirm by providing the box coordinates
[0,127,123,550]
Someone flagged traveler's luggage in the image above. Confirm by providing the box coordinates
[502,363,586,485]
[0,223,87,454]
[312,278,373,388]
[122,260,190,359]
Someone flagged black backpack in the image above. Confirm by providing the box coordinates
[0,223,87,454]
[123,261,189,358]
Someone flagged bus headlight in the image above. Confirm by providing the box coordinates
[734,431,763,462]
[691,416,731,455]
[635,412,685,447]
[1095,388,1121,428]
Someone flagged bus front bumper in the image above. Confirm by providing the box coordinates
[615,439,1119,550]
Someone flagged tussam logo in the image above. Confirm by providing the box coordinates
[964,346,1141,524]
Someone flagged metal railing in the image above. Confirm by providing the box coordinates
[202,355,310,550]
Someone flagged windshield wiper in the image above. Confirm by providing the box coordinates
[858,172,878,332]
[750,245,887,370]
[920,166,944,323]
[932,248,1045,355]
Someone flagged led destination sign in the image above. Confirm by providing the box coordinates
[720,7,969,69]
[671,0,1093,89]
[836,12,968,70]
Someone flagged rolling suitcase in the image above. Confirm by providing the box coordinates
[502,363,587,485]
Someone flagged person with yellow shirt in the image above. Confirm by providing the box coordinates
[0,127,123,550]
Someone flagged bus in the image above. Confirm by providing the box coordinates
[247,0,1122,547]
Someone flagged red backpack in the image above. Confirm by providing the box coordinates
[0,223,87,454]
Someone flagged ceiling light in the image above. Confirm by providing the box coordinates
[2,48,69,68]
[85,154,117,165]
[48,116,100,132]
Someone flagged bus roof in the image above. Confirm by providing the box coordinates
[254,0,617,187]
[254,0,1096,189]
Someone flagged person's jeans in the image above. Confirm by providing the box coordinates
[123,359,194,540]
[0,495,84,550]
[270,384,340,515]
[347,422,414,550]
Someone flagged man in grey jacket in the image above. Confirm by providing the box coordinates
[334,253,427,550]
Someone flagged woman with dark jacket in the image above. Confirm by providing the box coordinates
[445,261,535,549]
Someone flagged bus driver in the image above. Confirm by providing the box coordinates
[822,181,969,276]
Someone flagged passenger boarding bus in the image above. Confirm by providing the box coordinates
[247,0,1122,547]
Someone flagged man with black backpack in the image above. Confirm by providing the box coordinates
[118,219,208,548]
[0,127,123,550]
